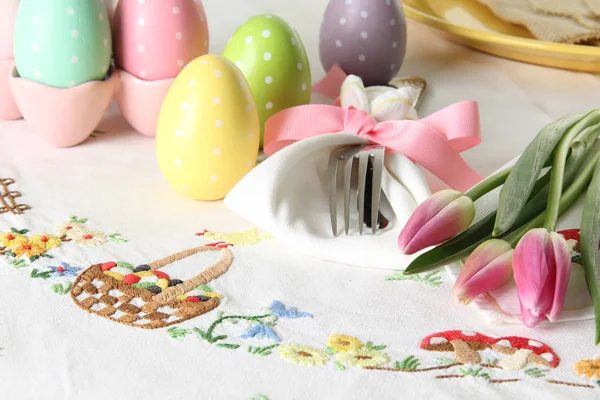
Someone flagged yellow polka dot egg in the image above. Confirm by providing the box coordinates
[156,54,260,201]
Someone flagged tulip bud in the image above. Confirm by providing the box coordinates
[513,228,571,328]
[453,239,514,305]
[398,190,476,255]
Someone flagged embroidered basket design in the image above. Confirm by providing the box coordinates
[70,246,233,329]
[0,178,30,215]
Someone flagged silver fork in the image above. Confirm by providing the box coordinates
[328,145,385,236]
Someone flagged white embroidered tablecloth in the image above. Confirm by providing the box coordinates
[2,2,600,399]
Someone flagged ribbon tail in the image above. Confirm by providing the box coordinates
[312,65,348,100]
[420,101,481,152]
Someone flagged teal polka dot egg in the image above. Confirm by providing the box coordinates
[222,14,311,146]
[14,0,112,89]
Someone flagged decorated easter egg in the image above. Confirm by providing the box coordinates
[222,14,311,145]
[13,0,112,88]
[157,55,260,201]
[0,0,20,59]
[113,0,209,81]
[320,0,407,86]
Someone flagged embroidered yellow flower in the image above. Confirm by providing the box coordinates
[29,234,61,250]
[202,229,274,246]
[54,222,85,237]
[327,334,364,353]
[575,358,600,379]
[11,241,45,258]
[0,232,27,248]
[336,348,390,368]
[70,230,107,246]
[278,344,329,367]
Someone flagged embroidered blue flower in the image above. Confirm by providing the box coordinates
[48,262,81,278]
[240,324,281,343]
[269,301,312,319]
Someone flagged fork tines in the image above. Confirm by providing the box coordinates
[328,145,385,236]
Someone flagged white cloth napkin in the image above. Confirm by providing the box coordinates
[225,76,431,269]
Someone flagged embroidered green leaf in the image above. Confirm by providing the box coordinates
[116,261,134,270]
[29,255,40,263]
[525,368,549,378]
[50,282,72,295]
[167,327,192,339]
[458,367,490,380]
[9,259,26,268]
[196,284,213,292]
[365,341,386,351]
[40,253,53,259]
[30,269,51,279]
[247,344,279,357]
[395,355,420,370]
[69,216,88,224]
[109,233,128,243]
[323,346,336,355]
[193,328,208,340]
[4,251,16,257]
[385,269,442,288]
[209,335,228,343]
[249,395,269,400]
[216,343,241,349]
[334,361,346,371]
[436,357,456,366]
[11,228,29,235]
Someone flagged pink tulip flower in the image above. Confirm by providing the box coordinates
[398,190,475,255]
[453,239,514,305]
[513,228,571,328]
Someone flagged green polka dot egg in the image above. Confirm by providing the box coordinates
[222,14,311,146]
[13,0,112,89]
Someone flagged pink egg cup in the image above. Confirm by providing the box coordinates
[8,66,120,148]
[0,59,22,120]
[114,69,175,138]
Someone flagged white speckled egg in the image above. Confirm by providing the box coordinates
[13,0,112,88]
[156,55,260,201]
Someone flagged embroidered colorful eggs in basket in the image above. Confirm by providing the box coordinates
[100,261,223,302]
[70,246,233,329]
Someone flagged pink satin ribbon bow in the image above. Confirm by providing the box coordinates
[263,101,484,192]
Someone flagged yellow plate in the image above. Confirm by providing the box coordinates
[403,0,600,73]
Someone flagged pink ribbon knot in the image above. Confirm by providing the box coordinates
[264,101,483,192]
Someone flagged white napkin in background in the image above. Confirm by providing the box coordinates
[225,76,431,269]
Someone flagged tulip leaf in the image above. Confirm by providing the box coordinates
[580,156,600,345]
[404,145,587,275]
[494,112,588,236]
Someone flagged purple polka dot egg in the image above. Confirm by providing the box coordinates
[319,0,407,86]
[113,0,209,81]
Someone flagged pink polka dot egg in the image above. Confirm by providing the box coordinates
[113,0,209,81]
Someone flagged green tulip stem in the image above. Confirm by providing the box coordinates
[465,167,512,202]
[544,120,600,232]
[507,148,600,247]
[580,124,600,149]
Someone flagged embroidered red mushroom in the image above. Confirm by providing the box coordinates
[420,330,497,365]
[491,336,559,370]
